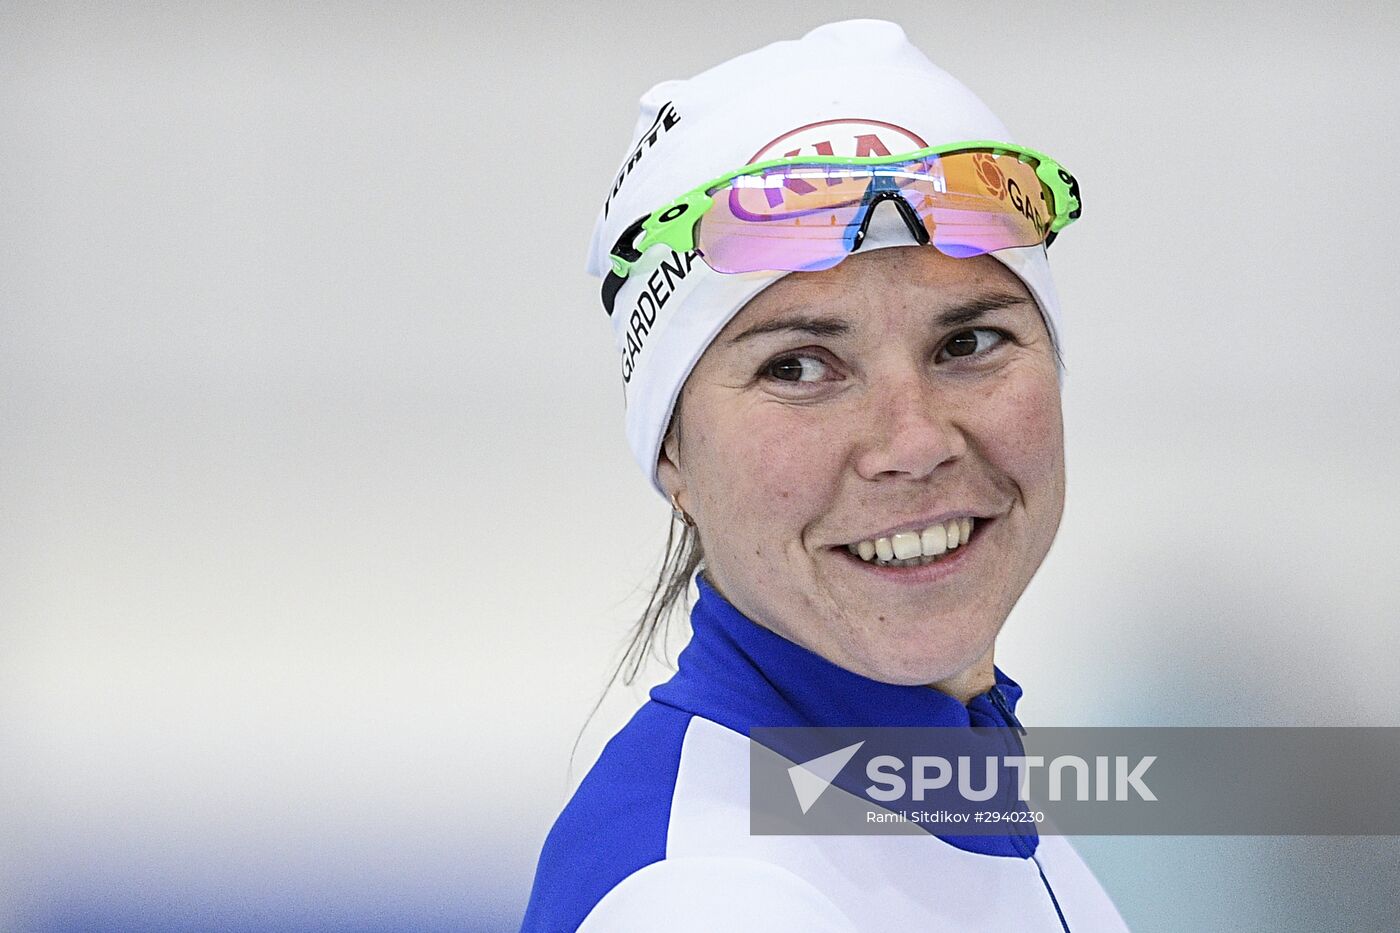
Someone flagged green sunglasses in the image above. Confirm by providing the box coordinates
[602,139,1081,315]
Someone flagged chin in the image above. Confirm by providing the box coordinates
[844,612,997,687]
[857,643,986,688]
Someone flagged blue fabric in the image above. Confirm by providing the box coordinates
[520,571,1038,932]
[654,572,1037,858]
[518,701,691,933]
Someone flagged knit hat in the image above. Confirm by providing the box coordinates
[587,19,1067,498]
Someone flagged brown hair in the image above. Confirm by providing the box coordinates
[569,404,702,775]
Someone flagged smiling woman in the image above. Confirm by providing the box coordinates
[659,247,1065,696]
[521,18,1127,933]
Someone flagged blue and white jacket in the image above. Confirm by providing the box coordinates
[521,575,1129,932]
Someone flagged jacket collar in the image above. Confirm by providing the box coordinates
[649,571,1036,858]
[651,572,1024,733]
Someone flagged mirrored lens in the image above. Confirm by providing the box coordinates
[695,151,1054,274]
[698,166,870,273]
[900,151,1052,258]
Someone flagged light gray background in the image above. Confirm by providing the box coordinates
[2,2,1398,931]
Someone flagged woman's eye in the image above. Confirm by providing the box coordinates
[763,353,833,383]
[940,328,1007,360]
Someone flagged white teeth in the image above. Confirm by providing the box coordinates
[847,517,978,566]
[891,532,921,560]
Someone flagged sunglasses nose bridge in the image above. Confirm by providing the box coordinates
[850,187,932,252]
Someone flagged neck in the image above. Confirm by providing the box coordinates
[930,644,996,704]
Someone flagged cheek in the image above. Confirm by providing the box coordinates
[693,403,847,523]
[979,366,1065,501]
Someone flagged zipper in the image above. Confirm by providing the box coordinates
[987,685,1070,931]
[1034,856,1073,933]
[989,684,1027,735]
[983,684,1033,855]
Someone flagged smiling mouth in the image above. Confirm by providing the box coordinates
[841,516,984,568]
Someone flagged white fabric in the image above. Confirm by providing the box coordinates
[578,857,859,933]
[586,19,1069,497]
[578,716,1130,932]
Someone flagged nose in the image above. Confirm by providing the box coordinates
[852,372,966,482]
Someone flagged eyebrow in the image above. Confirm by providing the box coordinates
[726,289,1034,344]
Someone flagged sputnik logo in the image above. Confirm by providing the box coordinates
[787,741,865,814]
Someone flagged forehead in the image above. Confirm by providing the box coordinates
[717,246,1036,339]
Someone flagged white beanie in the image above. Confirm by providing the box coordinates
[587,19,1067,499]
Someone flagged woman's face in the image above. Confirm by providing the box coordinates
[658,245,1065,689]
